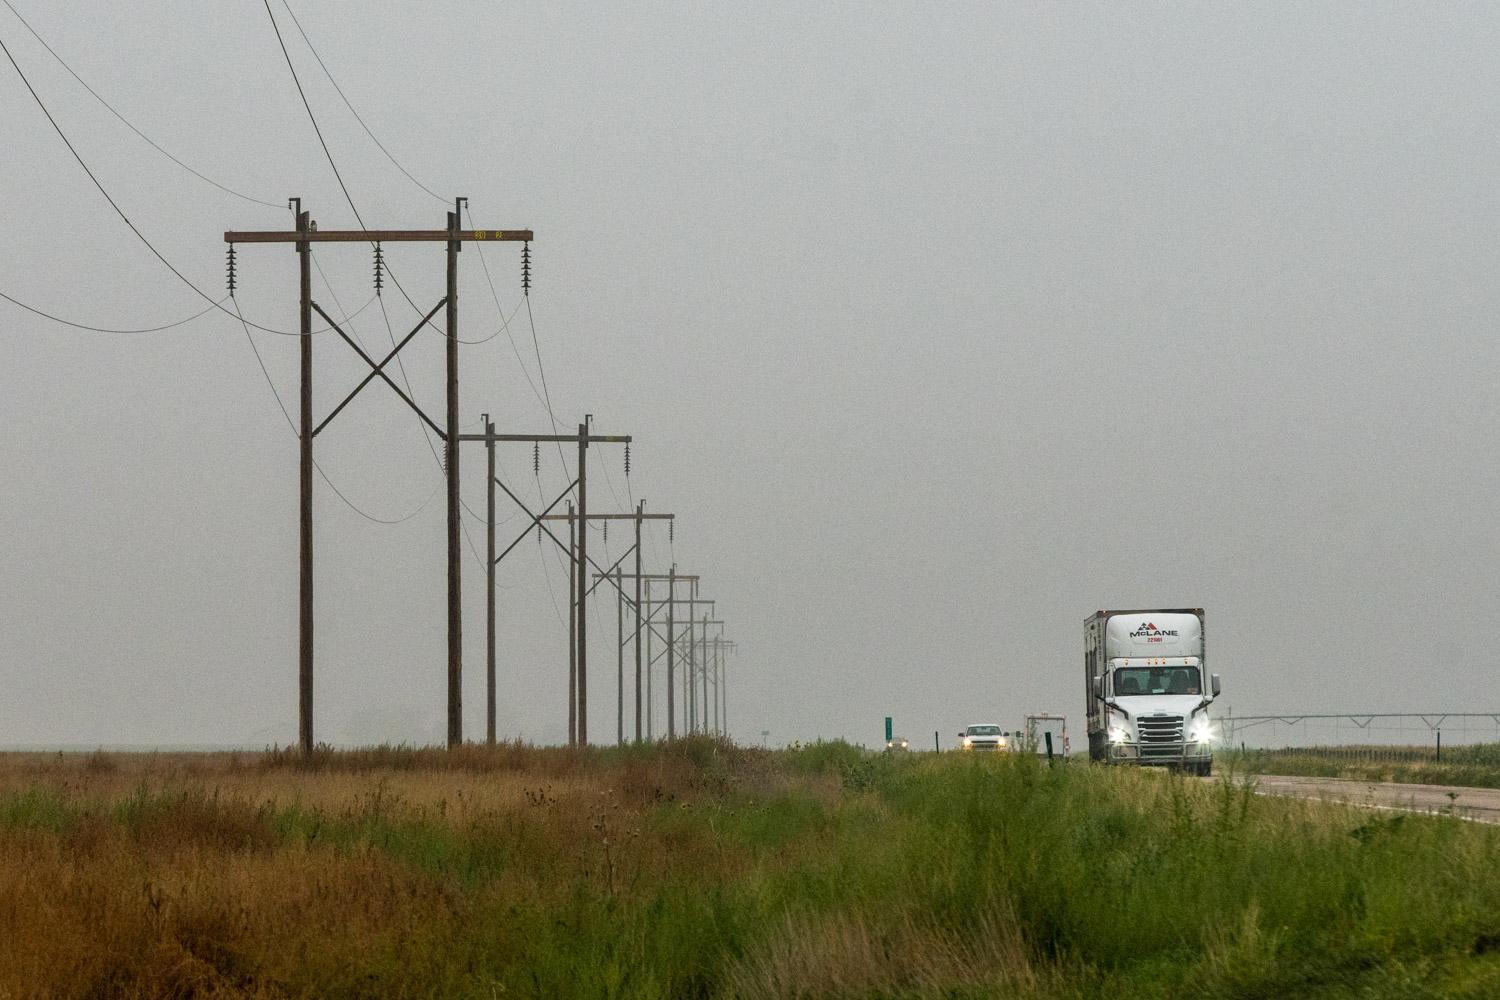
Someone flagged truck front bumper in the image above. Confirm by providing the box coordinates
[1109,741,1211,766]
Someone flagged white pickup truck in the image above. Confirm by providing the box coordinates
[957,724,1012,752]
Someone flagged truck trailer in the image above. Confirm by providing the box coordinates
[1085,609,1220,775]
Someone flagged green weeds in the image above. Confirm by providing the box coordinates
[2,746,1499,997]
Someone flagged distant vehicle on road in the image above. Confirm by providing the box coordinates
[884,735,910,751]
[1085,609,1220,776]
[957,724,1011,752]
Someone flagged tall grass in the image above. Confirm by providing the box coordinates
[0,743,1498,997]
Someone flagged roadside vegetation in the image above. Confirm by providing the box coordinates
[2,742,1499,998]
[1223,743,1500,790]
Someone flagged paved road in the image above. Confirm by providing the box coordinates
[1243,773,1500,824]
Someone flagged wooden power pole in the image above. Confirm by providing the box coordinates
[225,208,530,753]
[458,425,633,745]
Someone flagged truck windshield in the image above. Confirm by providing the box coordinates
[967,725,1001,736]
[1114,666,1200,696]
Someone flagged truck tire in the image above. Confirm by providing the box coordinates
[1199,760,1212,778]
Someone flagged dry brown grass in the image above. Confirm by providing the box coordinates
[0,741,837,999]
[725,902,1045,998]
[4,744,1496,999]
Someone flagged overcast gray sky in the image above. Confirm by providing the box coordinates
[3,2,1497,748]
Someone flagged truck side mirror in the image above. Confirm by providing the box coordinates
[1092,675,1104,699]
[1211,673,1221,697]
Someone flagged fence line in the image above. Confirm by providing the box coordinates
[1222,713,1500,752]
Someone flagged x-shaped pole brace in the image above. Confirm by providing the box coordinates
[310,299,446,439]
[648,632,718,670]
[493,477,578,566]
[493,477,634,594]
[585,546,639,599]
[490,476,677,648]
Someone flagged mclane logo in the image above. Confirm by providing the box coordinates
[1129,622,1179,640]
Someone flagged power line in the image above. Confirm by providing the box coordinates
[261,2,495,570]
[264,3,526,359]
[260,0,437,333]
[265,4,525,357]
[260,0,365,235]
[0,27,345,339]
[524,296,571,475]
[1,282,375,336]
[279,0,448,206]
[454,295,526,346]
[261,1,420,314]
[0,0,284,209]
[0,288,223,334]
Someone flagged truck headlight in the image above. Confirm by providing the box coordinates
[962,737,972,748]
[1190,719,1215,744]
[1108,727,1128,744]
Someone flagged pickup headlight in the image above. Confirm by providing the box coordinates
[961,737,973,748]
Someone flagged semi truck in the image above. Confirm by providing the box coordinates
[1085,609,1220,775]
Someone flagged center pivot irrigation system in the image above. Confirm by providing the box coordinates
[225,203,738,754]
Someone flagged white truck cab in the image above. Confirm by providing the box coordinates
[1085,609,1220,775]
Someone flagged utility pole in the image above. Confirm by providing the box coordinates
[667,565,676,737]
[485,414,496,744]
[551,512,676,744]
[608,569,699,739]
[636,579,708,738]
[457,425,630,746]
[634,501,644,742]
[296,203,312,757]
[648,616,726,736]
[641,591,715,734]
[568,499,576,746]
[644,578,653,739]
[575,417,590,744]
[615,565,624,745]
[445,200,463,749]
[710,638,736,739]
[689,619,726,735]
[225,209,530,754]
[636,607,722,740]
[701,611,710,735]
[685,593,696,734]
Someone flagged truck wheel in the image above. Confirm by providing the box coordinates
[1199,761,1212,778]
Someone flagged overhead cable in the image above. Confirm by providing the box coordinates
[279,0,448,205]
[0,0,284,209]
[0,288,224,333]
[0,29,347,339]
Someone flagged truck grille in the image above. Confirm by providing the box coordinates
[1137,716,1183,758]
